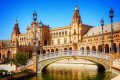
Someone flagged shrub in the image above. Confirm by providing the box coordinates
[21,69,33,74]
[0,69,8,73]
[4,58,10,63]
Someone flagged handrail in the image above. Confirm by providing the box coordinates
[18,50,111,70]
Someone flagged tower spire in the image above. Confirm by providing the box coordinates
[15,18,18,24]
[76,2,77,8]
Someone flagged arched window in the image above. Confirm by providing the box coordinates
[74,29,76,35]
[65,31,67,36]
[57,39,60,45]
[51,33,52,37]
[54,33,55,37]
[22,37,23,41]
[59,32,61,36]
[43,50,46,54]
[20,38,21,41]
[56,32,58,37]
[44,40,47,46]
[64,38,67,44]
[62,32,64,36]
[51,40,54,45]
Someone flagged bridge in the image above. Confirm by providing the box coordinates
[17,50,112,73]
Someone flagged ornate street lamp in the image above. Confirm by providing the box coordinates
[109,8,114,53]
[33,10,37,22]
[101,18,104,53]
[39,21,42,55]
[33,10,37,74]
[33,11,37,55]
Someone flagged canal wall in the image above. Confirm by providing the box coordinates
[111,68,120,80]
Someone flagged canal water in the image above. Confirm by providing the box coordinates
[24,63,117,80]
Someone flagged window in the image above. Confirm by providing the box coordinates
[74,29,76,35]
[62,32,64,36]
[56,32,58,37]
[51,33,52,37]
[65,31,67,36]
[64,38,67,44]
[20,38,21,41]
[57,39,60,45]
[54,33,55,37]
[59,32,61,36]
[52,40,54,45]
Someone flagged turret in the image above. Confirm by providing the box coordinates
[12,19,21,36]
[72,3,82,24]
[11,19,20,45]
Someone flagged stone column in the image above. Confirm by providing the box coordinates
[90,45,92,55]
[109,43,111,53]
[96,44,98,54]
[32,54,37,72]
[104,48,105,53]
[109,47,111,53]
[117,42,119,53]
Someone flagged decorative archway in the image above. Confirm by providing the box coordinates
[37,50,40,55]
[43,50,46,54]
[7,51,11,59]
[44,40,47,46]
[98,45,102,52]
[105,44,109,53]
[113,43,117,53]
[55,49,58,51]
[29,50,32,59]
[69,47,72,50]
[92,46,96,51]
[86,46,90,50]
[51,49,54,54]
[47,49,50,54]
[64,48,67,50]
[81,47,84,50]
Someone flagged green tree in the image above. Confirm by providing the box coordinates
[14,51,29,67]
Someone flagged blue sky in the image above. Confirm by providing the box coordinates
[0,0,120,40]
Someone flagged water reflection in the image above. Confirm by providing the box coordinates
[25,63,117,80]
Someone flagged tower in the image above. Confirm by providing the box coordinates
[11,19,21,45]
[70,3,82,44]
[72,3,82,24]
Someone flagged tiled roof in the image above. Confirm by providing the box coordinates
[0,40,11,46]
[83,22,120,37]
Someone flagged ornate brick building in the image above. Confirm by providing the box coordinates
[0,4,120,61]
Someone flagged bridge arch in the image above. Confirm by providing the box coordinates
[37,55,110,73]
